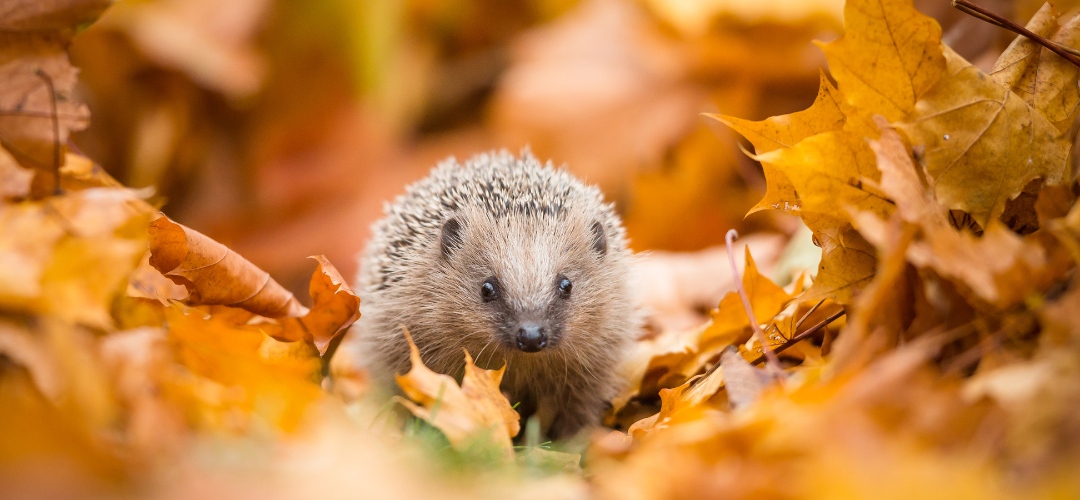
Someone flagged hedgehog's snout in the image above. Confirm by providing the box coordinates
[515,322,547,352]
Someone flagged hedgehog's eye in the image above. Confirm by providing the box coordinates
[556,276,573,298]
[480,278,499,302]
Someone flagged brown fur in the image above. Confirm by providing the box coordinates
[340,151,636,438]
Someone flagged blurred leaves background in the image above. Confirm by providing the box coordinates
[68,0,857,296]
[68,0,1037,296]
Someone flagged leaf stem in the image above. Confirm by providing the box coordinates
[952,0,1080,68]
[34,69,62,195]
[750,309,845,366]
[725,229,783,375]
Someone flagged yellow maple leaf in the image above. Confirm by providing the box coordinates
[753,130,892,227]
[0,189,149,329]
[898,47,1071,227]
[711,71,847,155]
[394,329,520,459]
[711,72,849,215]
[817,0,945,121]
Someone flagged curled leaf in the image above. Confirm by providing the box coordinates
[148,216,306,318]
[267,256,360,354]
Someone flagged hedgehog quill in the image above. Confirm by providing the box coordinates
[341,151,637,439]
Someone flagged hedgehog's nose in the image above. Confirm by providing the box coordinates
[516,323,547,353]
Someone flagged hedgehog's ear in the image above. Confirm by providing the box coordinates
[589,221,607,256]
[440,217,464,259]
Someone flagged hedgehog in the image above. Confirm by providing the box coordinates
[342,150,637,439]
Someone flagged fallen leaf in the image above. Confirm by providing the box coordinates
[0,203,65,303]
[0,17,92,172]
[0,0,111,31]
[0,188,149,329]
[126,253,189,303]
[0,357,125,490]
[627,246,790,405]
[898,47,1071,227]
[712,71,846,155]
[802,221,878,305]
[867,119,949,228]
[753,130,892,228]
[148,216,307,318]
[700,248,792,356]
[395,329,520,459]
[817,0,945,121]
[991,3,1080,132]
[265,256,360,354]
[767,298,844,352]
[631,235,784,337]
[713,72,848,215]
[0,319,62,399]
[164,303,324,431]
[719,347,770,409]
[40,235,145,329]
[627,362,725,438]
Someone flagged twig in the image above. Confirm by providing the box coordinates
[793,299,826,329]
[750,309,845,366]
[953,0,1080,68]
[725,229,783,376]
[34,69,62,194]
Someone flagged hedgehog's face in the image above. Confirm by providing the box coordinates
[435,206,619,361]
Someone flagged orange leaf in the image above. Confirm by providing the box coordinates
[147,216,306,318]
[395,329,520,458]
[266,256,360,354]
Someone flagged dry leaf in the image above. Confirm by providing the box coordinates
[817,0,945,121]
[719,347,770,409]
[0,0,111,31]
[164,303,323,431]
[395,329,520,458]
[0,24,89,173]
[753,130,891,227]
[0,189,149,329]
[712,72,848,215]
[699,248,792,355]
[627,363,724,438]
[712,72,846,156]
[898,47,1071,227]
[802,221,877,305]
[0,203,65,303]
[991,3,1080,132]
[867,119,949,228]
[628,247,790,404]
[148,216,307,318]
[265,255,360,354]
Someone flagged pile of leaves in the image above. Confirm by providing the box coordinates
[3,0,1080,498]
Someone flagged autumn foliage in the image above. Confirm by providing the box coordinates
[4,0,1080,498]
